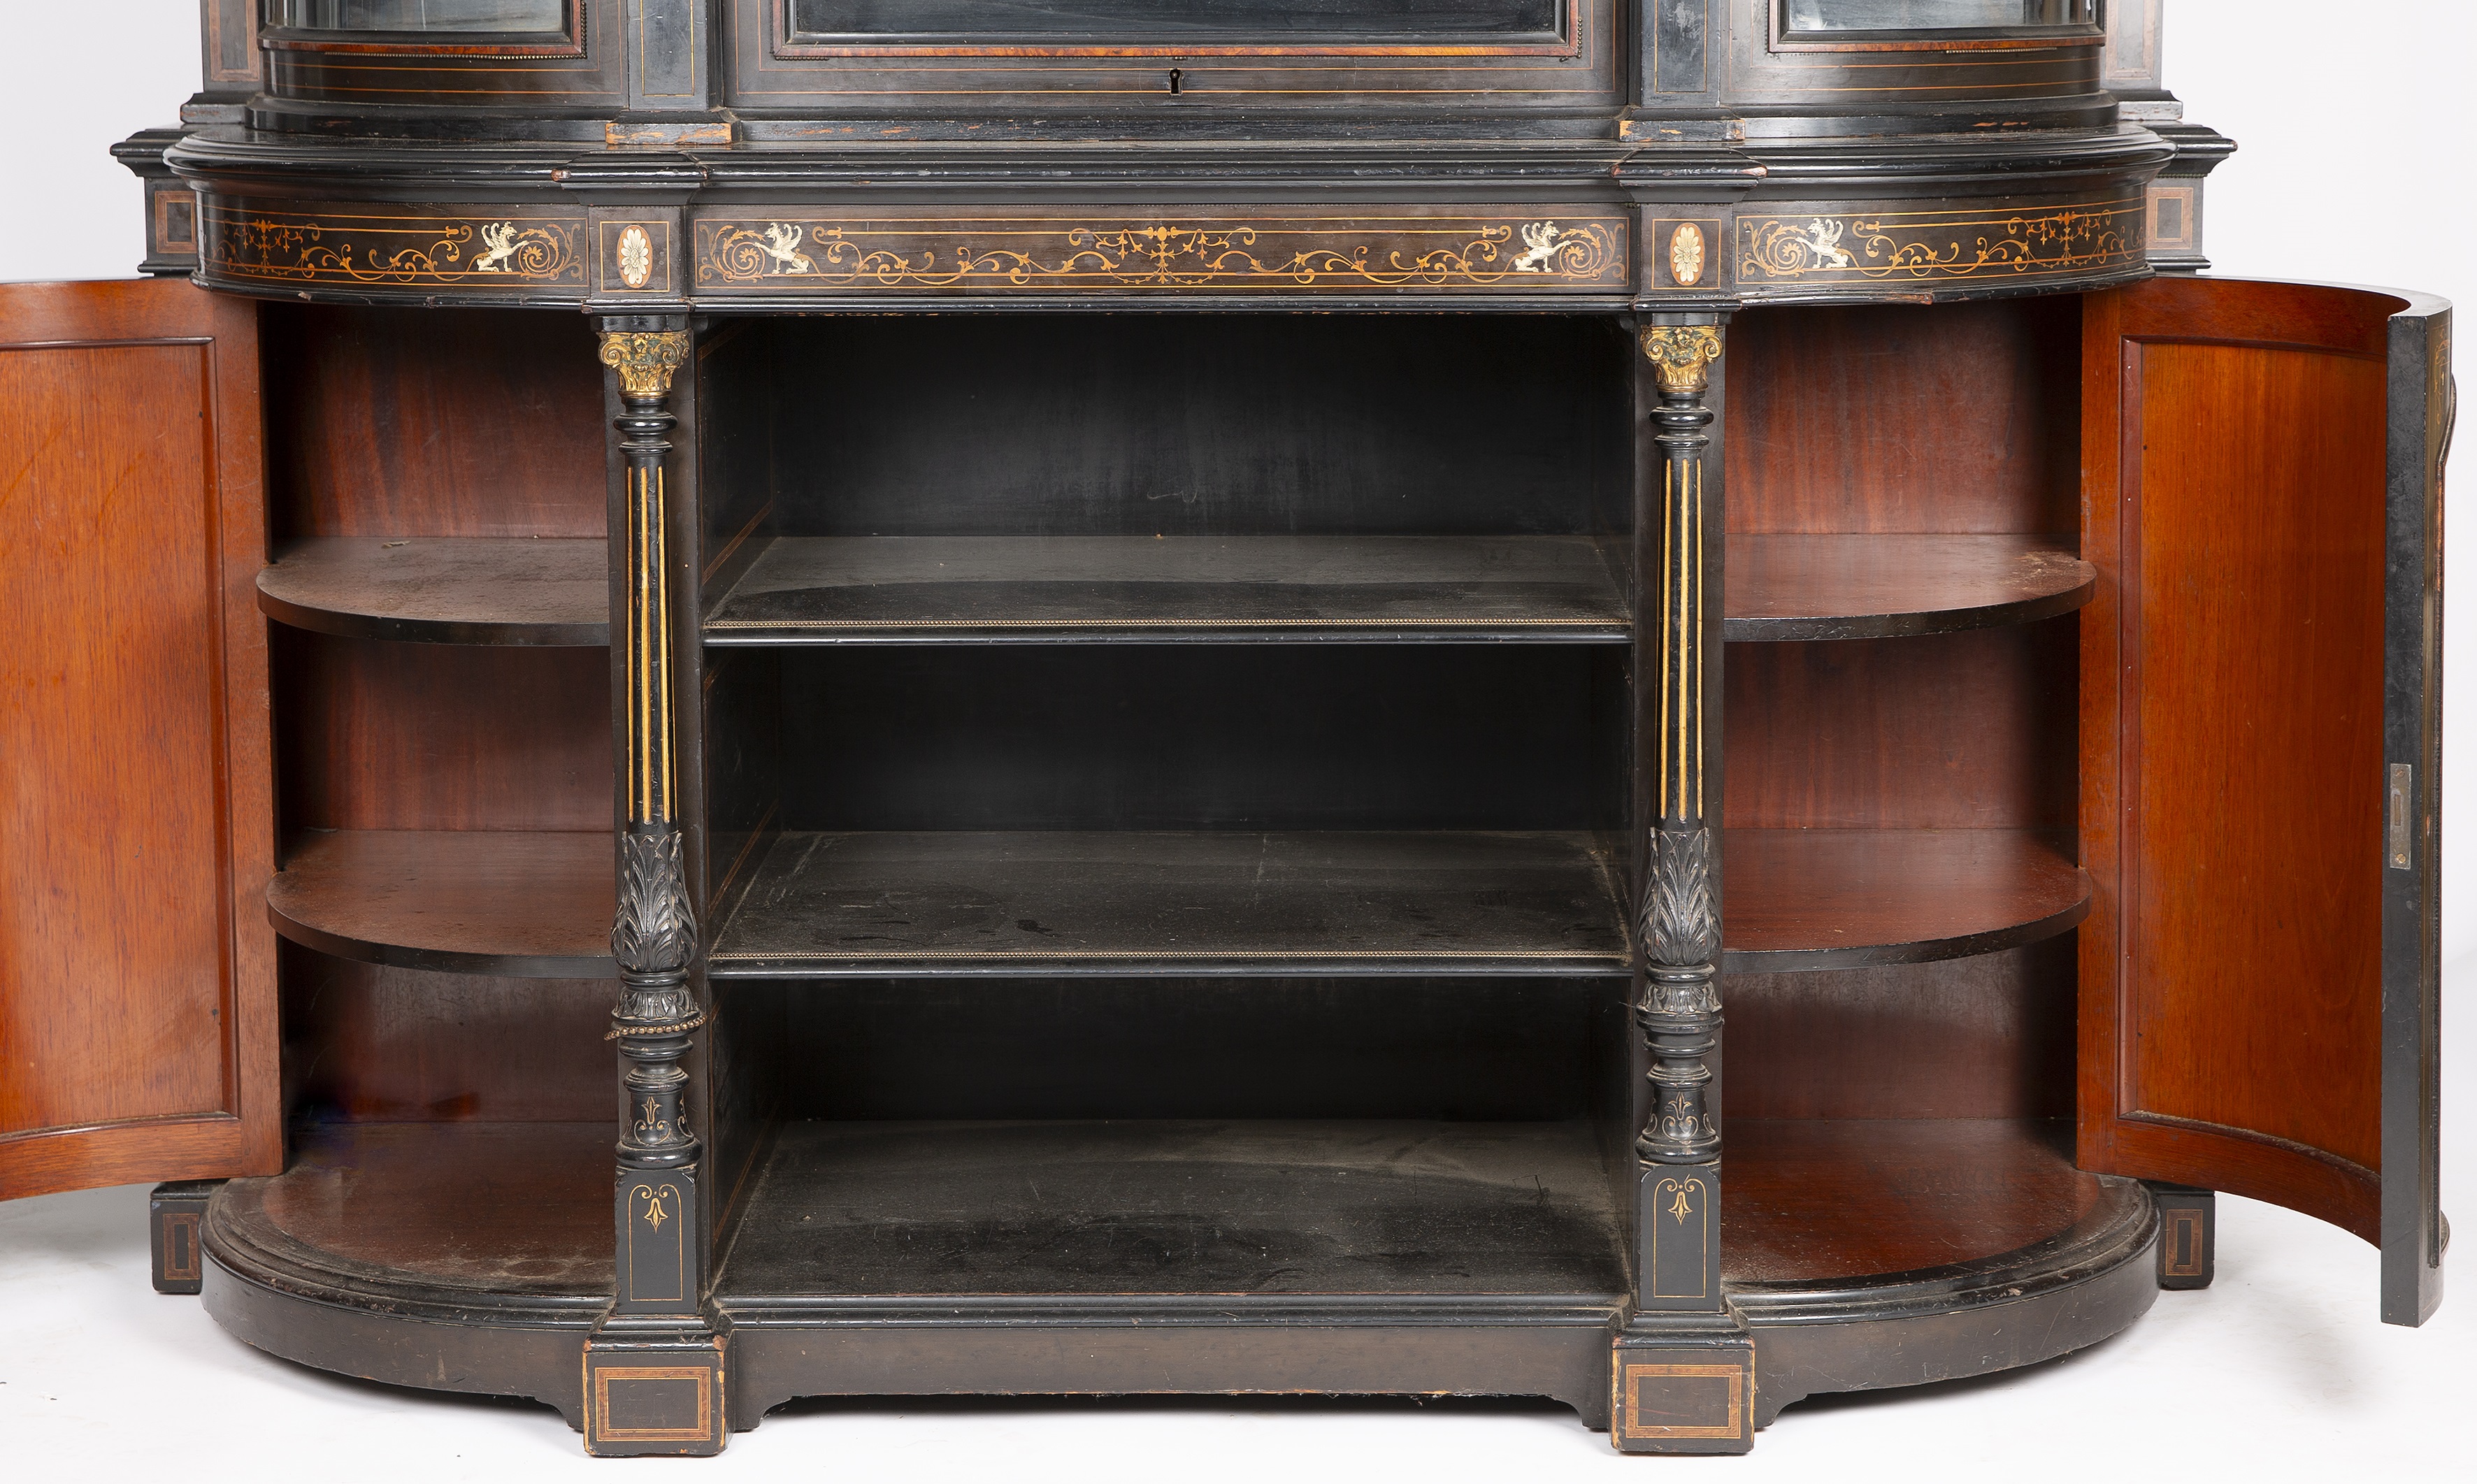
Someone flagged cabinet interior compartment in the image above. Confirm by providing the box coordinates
[689,312,1642,1301]
[257,304,623,1243]
[1715,298,2098,1289]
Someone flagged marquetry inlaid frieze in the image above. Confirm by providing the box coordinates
[691,212,1631,294]
[200,201,588,290]
[1735,198,2144,286]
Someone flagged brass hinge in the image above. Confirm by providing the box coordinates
[2388,763,2414,870]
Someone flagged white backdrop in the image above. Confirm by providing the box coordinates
[0,5,2469,1479]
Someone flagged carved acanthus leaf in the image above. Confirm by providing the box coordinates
[1642,826,1719,970]
[612,828,698,981]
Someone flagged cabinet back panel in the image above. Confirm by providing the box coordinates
[264,305,608,540]
[765,645,1621,830]
[1723,940,2074,1120]
[1723,623,2076,830]
[761,978,1603,1121]
[274,631,613,832]
[723,316,1629,538]
[279,948,611,1123]
[1725,298,2079,535]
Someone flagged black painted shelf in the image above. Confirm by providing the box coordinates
[705,830,1632,977]
[714,1118,1628,1303]
[701,535,1630,645]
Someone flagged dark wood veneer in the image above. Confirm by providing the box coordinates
[705,535,1629,644]
[711,830,1631,977]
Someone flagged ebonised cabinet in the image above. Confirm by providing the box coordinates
[0,0,2449,1457]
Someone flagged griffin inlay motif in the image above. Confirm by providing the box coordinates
[695,215,1628,292]
[203,204,585,288]
[1738,201,2143,282]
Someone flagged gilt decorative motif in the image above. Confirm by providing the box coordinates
[1639,326,1725,397]
[1737,201,2143,282]
[598,330,691,399]
[696,215,1627,292]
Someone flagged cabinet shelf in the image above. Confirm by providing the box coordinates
[1720,828,2088,972]
[708,830,1631,977]
[257,538,609,646]
[718,1118,1626,1302]
[1723,534,2093,641]
[702,535,1630,645]
[267,829,614,977]
[697,533,2088,647]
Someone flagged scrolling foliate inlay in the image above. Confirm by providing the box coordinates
[202,203,585,289]
[694,215,1628,294]
[1736,200,2143,284]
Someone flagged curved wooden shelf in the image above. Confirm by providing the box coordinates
[1721,828,2088,972]
[267,829,614,978]
[257,538,608,646]
[196,1115,2155,1439]
[1724,534,2093,641]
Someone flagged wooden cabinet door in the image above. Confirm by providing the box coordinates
[0,279,279,1200]
[2080,275,2450,1325]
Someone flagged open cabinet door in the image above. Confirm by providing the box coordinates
[0,279,280,1200]
[2081,275,2450,1325]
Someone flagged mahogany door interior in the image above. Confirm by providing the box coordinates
[0,278,280,1200]
[2078,274,2449,1325]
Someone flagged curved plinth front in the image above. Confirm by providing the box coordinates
[195,1114,2162,1447]
[201,1122,612,1429]
[1720,1119,2162,1425]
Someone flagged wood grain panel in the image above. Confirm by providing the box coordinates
[2079,278,2395,1243]
[1723,940,2075,1121]
[0,280,279,1199]
[275,631,612,832]
[1725,298,2078,535]
[263,304,605,540]
[1723,625,2077,830]
[250,1121,614,1291]
[280,946,612,1123]
[1723,1119,2098,1283]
